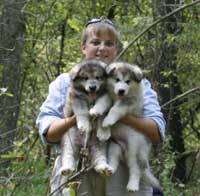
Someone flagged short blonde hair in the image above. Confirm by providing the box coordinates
[81,22,122,53]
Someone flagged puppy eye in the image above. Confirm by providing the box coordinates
[96,76,101,80]
[126,80,130,84]
[115,78,120,82]
[83,76,88,80]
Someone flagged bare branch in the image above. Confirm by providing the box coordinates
[0,46,15,51]
[161,87,200,108]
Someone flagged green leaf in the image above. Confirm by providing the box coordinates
[62,187,75,196]
[67,19,80,32]
[0,152,24,159]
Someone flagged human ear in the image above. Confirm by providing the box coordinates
[81,44,86,55]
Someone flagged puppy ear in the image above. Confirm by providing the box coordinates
[70,63,82,80]
[96,61,107,75]
[131,65,143,82]
[106,63,116,75]
[98,61,107,69]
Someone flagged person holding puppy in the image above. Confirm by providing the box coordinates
[36,18,165,196]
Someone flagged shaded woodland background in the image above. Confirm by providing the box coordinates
[0,0,200,195]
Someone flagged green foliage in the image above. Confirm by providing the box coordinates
[0,134,50,196]
[62,187,76,196]
[152,135,200,196]
[156,136,179,195]
[1,1,200,195]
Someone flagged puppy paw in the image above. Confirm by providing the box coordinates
[97,127,111,141]
[59,165,75,176]
[95,163,114,176]
[126,180,139,192]
[89,108,99,117]
[77,121,91,133]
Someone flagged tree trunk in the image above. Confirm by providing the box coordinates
[152,0,186,182]
[0,0,26,170]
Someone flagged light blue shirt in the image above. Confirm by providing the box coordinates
[36,73,166,144]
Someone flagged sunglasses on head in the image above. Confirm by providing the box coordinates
[85,18,115,27]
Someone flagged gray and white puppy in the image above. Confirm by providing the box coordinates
[99,62,160,192]
[59,60,112,176]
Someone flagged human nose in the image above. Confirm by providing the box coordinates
[98,42,106,50]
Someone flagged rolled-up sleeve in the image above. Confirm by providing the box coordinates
[142,79,166,141]
[36,73,70,144]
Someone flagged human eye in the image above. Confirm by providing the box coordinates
[105,41,115,47]
[91,39,100,46]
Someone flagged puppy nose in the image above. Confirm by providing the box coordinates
[89,85,96,92]
[118,89,125,96]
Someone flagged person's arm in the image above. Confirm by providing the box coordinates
[36,73,72,144]
[46,116,76,143]
[120,115,161,144]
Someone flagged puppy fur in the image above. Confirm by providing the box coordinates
[98,62,161,192]
[59,60,112,176]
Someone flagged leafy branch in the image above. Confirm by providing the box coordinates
[115,0,200,60]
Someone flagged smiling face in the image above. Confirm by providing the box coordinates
[81,24,119,64]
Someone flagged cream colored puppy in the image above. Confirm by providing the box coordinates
[99,62,160,192]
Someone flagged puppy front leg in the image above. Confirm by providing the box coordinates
[72,98,91,134]
[97,117,111,141]
[90,95,112,141]
[103,101,128,127]
[89,94,112,117]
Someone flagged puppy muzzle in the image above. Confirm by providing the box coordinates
[88,85,97,100]
[89,85,97,93]
[118,89,125,96]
